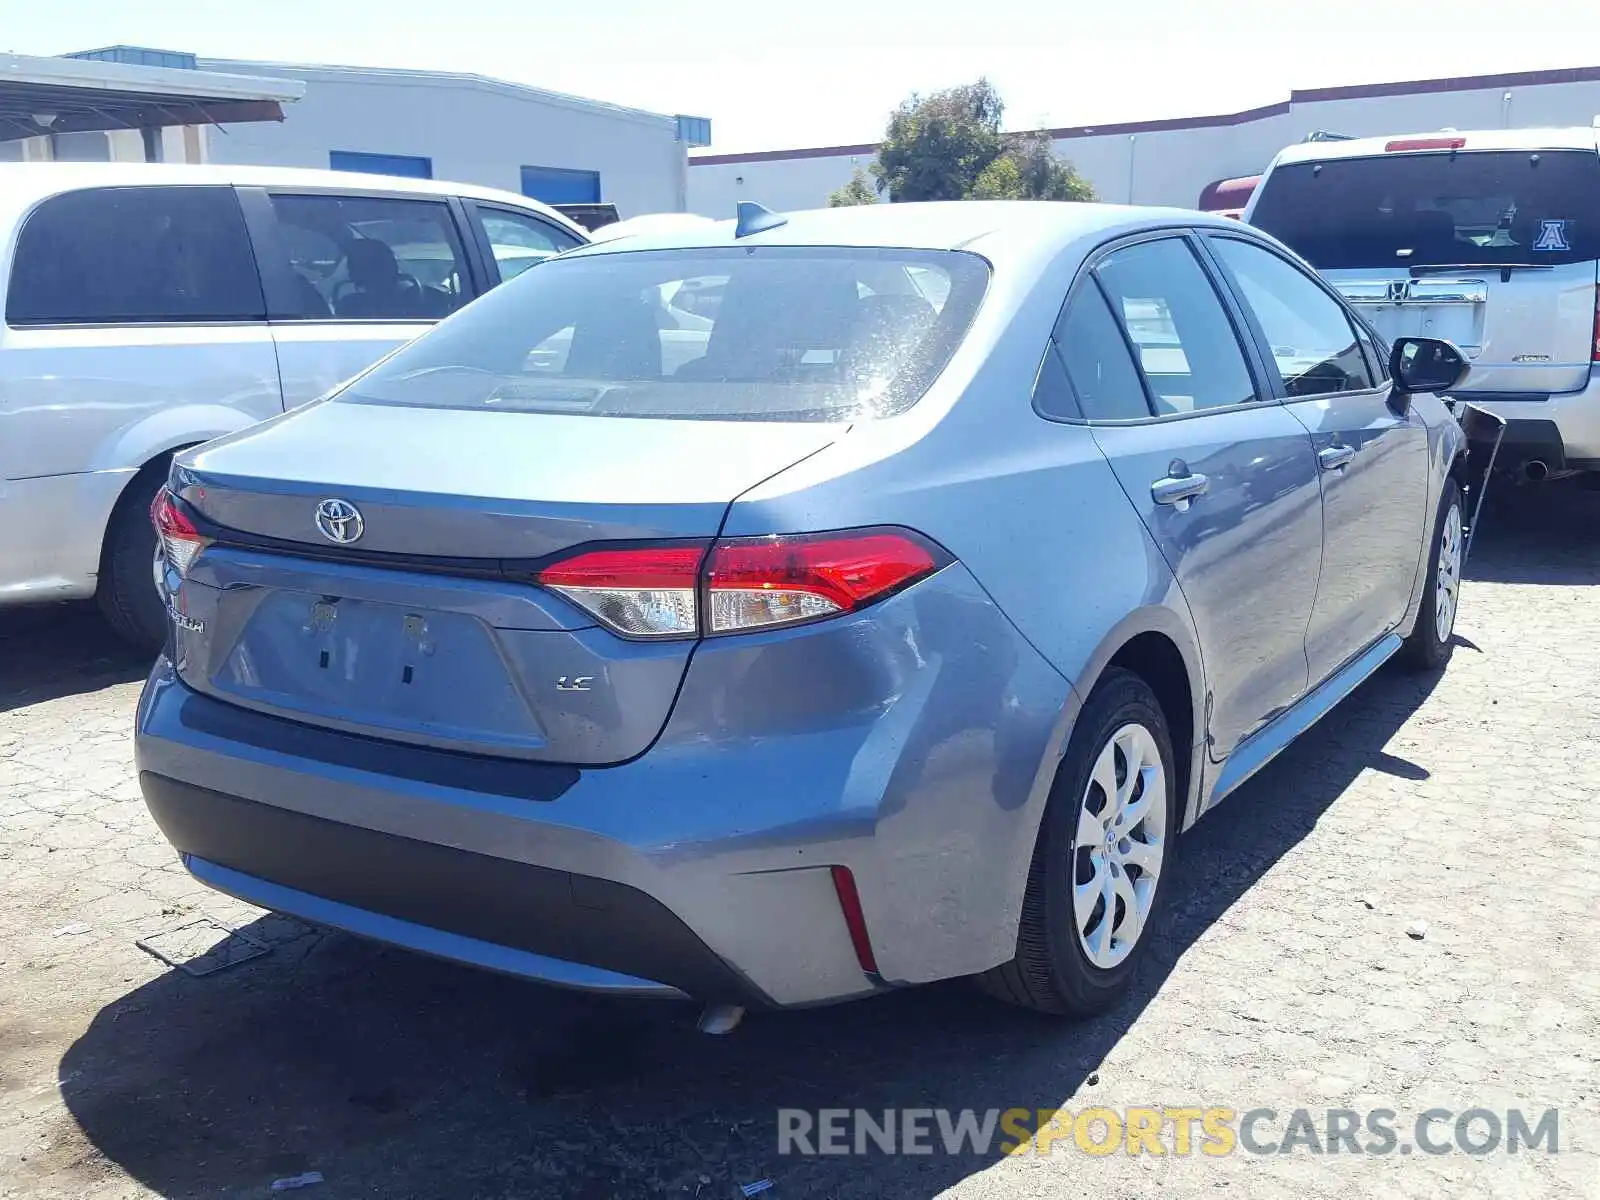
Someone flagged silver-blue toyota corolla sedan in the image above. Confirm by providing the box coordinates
[136,201,1472,1019]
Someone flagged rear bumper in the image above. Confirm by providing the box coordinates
[135,563,1077,1007]
[1462,369,1600,467]
[143,772,754,1002]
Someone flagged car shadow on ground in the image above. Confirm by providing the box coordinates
[0,602,150,714]
[48,481,1580,1199]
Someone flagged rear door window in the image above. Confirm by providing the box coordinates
[265,193,472,320]
[1250,150,1600,269]
[472,205,582,283]
[1209,237,1376,396]
[7,186,264,325]
[1049,283,1151,420]
[341,245,989,422]
[1093,238,1258,414]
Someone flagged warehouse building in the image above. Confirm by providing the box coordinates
[0,47,709,218]
[688,65,1600,216]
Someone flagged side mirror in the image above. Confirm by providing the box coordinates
[1389,336,1469,395]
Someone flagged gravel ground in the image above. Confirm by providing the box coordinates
[1,482,1597,1200]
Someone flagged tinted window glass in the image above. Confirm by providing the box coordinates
[476,207,581,282]
[1095,239,1256,414]
[1211,238,1375,396]
[7,186,263,325]
[1251,151,1600,269]
[342,246,989,422]
[1031,345,1080,421]
[1052,283,1150,420]
[266,193,470,320]
[1355,320,1389,381]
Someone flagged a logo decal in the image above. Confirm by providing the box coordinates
[555,676,595,692]
[314,498,365,544]
[1532,219,1571,252]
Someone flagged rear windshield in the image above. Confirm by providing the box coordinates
[1251,150,1600,269]
[341,245,990,422]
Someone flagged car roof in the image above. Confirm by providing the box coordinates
[0,162,586,240]
[1269,126,1600,167]
[563,200,1248,266]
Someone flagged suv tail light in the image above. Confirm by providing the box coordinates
[151,487,210,579]
[1592,288,1600,362]
[536,528,949,639]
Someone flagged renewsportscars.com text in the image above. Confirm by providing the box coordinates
[776,1106,1560,1157]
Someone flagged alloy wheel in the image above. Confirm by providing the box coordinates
[1072,722,1168,969]
[1435,501,1462,644]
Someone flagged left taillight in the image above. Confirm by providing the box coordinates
[535,527,949,639]
[150,486,210,580]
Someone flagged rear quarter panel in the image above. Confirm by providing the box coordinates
[721,232,1210,977]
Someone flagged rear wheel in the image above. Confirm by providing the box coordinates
[97,467,169,657]
[1399,479,1463,671]
[978,668,1178,1016]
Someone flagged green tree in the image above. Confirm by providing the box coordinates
[868,79,1096,203]
[828,167,879,207]
[870,79,1007,202]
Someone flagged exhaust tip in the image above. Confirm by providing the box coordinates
[1524,460,1550,482]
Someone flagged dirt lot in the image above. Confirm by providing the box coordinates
[1,483,1598,1200]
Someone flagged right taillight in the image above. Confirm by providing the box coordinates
[151,486,210,579]
[705,530,944,633]
[536,527,949,639]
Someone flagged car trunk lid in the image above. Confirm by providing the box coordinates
[169,399,841,763]
[1324,263,1596,394]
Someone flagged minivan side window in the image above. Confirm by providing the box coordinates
[1094,238,1258,414]
[265,193,472,321]
[1048,282,1151,421]
[7,186,265,326]
[1209,237,1376,396]
[474,206,582,283]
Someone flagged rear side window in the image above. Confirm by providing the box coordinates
[1209,238,1375,395]
[1251,150,1600,269]
[265,193,471,321]
[1050,283,1151,420]
[1093,238,1257,414]
[474,206,581,283]
[342,245,989,423]
[7,186,264,325]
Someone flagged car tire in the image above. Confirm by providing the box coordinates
[97,467,169,658]
[978,667,1179,1017]
[1399,478,1463,672]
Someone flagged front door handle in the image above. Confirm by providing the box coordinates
[1318,444,1356,472]
[1151,463,1210,511]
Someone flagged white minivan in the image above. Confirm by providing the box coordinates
[1246,128,1600,486]
[0,163,586,650]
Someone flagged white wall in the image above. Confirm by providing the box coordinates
[200,61,687,218]
[689,149,881,216]
[690,73,1600,215]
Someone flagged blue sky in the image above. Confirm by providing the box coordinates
[6,0,1595,153]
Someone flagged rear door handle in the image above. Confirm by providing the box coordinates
[1151,466,1210,510]
[1318,444,1356,472]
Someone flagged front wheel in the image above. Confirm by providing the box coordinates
[978,668,1178,1017]
[1399,479,1463,671]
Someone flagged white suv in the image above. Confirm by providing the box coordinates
[0,163,586,650]
[1246,127,1600,485]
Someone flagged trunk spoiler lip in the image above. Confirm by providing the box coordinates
[175,492,713,587]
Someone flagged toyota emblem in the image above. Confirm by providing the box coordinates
[314,498,365,544]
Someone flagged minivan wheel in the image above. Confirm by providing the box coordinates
[97,468,168,657]
[1399,479,1463,672]
[978,668,1178,1017]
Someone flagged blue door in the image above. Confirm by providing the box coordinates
[329,151,433,180]
[1063,234,1324,759]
